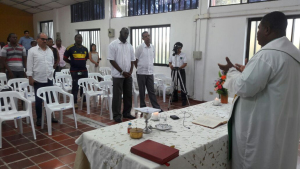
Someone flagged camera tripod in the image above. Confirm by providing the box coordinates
[168,67,190,110]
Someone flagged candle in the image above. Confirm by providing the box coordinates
[213,97,220,106]
[152,112,159,121]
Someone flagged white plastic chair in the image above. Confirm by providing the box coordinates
[88,73,104,82]
[78,78,104,114]
[99,67,111,76]
[98,81,113,120]
[86,65,90,73]
[0,91,36,148]
[55,74,72,103]
[20,82,35,124]
[103,75,112,81]
[132,79,139,108]
[37,86,77,135]
[54,72,64,87]
[0,74,8,91]
[7,78,28,128]
[61,69,70,75]
[7,78,28,92]
[155,74,172,102]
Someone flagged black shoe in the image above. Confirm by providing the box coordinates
[159,109,164,113]
[123,115,136,119]
[52,118,58,123]
[36,118,41,126]
[114,118,122,123]
[182,100,187,106]
[172,99,178,102]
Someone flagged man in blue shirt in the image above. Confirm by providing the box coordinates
[18,30,33,55]
[64,34,89,108]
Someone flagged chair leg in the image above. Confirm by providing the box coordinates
[80,94,84,110]
[72,108,77,129]
[163,88,166,102]
[109,97,113,120]
[59,111,63,124]
[14,119,18,128]
[26,117,29,124]
[100,97,104,116]
[18,119,23,134]
[46,110,52,135]
[86,96,90,114]
[41,108,45,129]
[0,121,2,148]
[29,115,36,140]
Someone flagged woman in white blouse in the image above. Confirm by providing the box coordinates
[88,44,100,73]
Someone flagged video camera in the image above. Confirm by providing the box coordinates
[172,42,183,56]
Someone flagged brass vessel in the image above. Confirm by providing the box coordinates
[130,128,143,139]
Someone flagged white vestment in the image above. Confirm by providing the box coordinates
[224,37,300,169]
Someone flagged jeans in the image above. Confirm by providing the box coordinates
[70,71,88,104]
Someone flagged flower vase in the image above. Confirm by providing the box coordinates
[220,95,228,104]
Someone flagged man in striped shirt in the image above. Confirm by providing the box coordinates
[1,33,26,79]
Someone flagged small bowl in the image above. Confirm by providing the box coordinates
[130,128,143,139]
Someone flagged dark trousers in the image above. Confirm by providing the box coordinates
[6,71,26,80]
[70,71,88,104]
[171,69,187,101]
[33,79,53,119]
[112,77,132,120]
[137,74,161,109]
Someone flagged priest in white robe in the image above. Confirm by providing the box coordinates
[219,11,300,169]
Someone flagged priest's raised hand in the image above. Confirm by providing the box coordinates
[218,57,234,72]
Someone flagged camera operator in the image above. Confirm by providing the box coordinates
[168,42,187,106]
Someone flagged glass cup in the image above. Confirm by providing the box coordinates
[159,113,167,125]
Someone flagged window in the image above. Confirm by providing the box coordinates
[78,29,101,57]
[112,0,198,18]
[71,0,105,23]
[246,15,300,60]
[210,0,273,7]
[130,25,170,65]
[40,20,53,39]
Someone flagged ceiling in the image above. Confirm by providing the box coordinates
[0,0,88,14]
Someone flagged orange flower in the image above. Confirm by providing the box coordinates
[221,75,226,80]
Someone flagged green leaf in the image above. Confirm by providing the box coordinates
[219,71,222,77]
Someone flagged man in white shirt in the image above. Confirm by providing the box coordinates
[168,42,188,106]
[27,33,58,126]
[108,28,136,123]
[219,11,300,169]
[135,31,162,111]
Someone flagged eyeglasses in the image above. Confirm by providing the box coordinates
[40,38,48,41]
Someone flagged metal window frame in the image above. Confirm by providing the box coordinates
[245,15,300,60]
[39,20,53,38]
[77,29,101,58]
[71,0,105,23]
[130,24,171,66]
[112,0,198,18]
[210,0,275,7]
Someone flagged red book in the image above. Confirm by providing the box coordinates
[130,140,179,165]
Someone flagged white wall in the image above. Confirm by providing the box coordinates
[33,0,300,101]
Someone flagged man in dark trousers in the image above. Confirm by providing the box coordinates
[64,34,89,108]
[108,28,136,123]
[135,31,162,111]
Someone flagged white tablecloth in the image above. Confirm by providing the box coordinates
[75,99,233,169]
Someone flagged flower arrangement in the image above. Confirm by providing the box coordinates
[214,71,228,96]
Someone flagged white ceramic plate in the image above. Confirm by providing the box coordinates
[155,124,172,130]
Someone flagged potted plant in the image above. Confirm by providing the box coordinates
[214,71,228,104]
